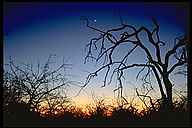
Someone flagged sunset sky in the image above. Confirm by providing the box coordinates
[4,2,189,107]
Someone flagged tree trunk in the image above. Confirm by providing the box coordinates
[163,76,173,111]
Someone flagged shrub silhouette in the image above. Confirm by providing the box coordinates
[111,106,139,122]
[3,96,190,127]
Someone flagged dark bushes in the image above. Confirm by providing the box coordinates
[3,97,190,127]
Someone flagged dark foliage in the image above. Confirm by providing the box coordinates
[3,96,190,127]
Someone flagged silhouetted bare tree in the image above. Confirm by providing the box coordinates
[3,55,72,112]
[81,17,188,110]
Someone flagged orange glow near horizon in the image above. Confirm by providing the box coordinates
[36,93,187,118]
[37,95,150,118]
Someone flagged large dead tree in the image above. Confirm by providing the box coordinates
[81,17,187,110]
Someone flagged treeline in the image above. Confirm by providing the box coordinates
[3,57,190,127]
[3,93,190,127]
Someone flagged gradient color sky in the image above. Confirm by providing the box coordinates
[4,2,189,106]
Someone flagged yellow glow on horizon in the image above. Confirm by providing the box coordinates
[36,94,156,117]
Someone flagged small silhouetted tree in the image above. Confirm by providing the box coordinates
[3,55,72,113]
[81,17,188,110]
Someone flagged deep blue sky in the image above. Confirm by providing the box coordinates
[3,2,189,106]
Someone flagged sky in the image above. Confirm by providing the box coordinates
[3,2,189,107]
